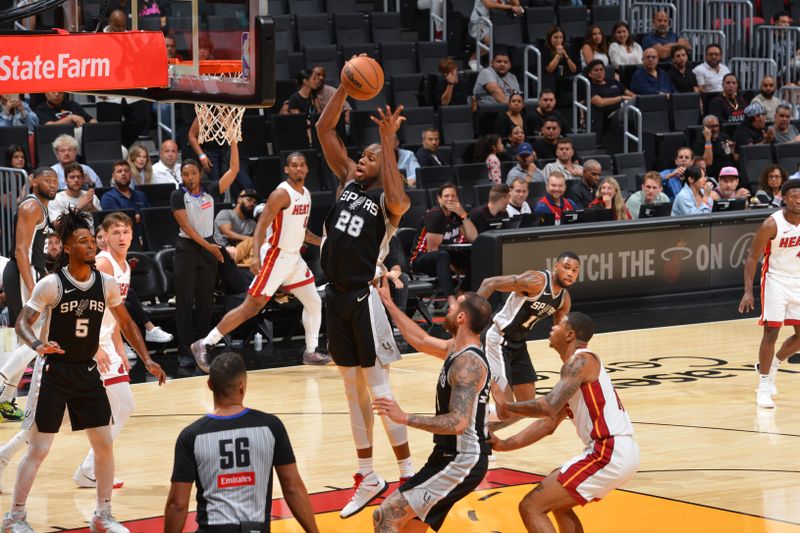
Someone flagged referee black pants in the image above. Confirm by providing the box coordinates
[174,238,219,358]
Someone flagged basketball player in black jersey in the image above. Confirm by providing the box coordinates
[477,252,581,412]
[373,278,493,533]
[316,81,413,517]
[3,208,165,532]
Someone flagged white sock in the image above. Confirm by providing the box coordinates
[95,498,111,514]
[398,457,414,478]
[357,457,373,476]
[203,328,223,346]
[0,431,30,464]
[759,373,770,384]
[770,355,781,377]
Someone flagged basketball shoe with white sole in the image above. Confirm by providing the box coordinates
[754,363,778,396]
[340,472,388,518]
[90,510,129,533]
[757,381,775,408]
[73,464,124,489]
[1,512,34,533]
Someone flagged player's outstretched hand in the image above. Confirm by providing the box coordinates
[738,292,755,313]
[373,397,408,425]
[145,360,167,385]
[94,347,112,374]
[487,432,509,452]
[370,105,406,136]
[490,382,509,420]
[37,341,65,355]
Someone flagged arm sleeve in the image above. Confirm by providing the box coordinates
[102,273,123,307]
[170,427,198,483]
[170,189,186,212]
[25,275,60,313]
[269,416,296,466]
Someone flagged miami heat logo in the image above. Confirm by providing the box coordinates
[74,299,89,317]
[349,195,366,212]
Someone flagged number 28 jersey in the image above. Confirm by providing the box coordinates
[321,180,395,289]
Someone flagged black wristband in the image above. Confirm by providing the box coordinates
[30,340,43,352]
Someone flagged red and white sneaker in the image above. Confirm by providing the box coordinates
[90,510,129,533]
[73,465,124,489]
[339,472,388,518]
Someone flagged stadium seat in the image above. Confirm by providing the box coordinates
[525,7,556,44]
[341,43,379,62]
[296,14,333,48]
[454,162,490,190]
[141,207,179,251]
[138,184,176,208]
[370,12,403,43]
[475,102,507,136]
[635,94,686,169]
[275,48,291,81]
[273,14,294,51]
[268,0,286,15]
[394,226,436,328]
[0,126,29,163]
[303,45,341,81]
[415,165,453,189]
[348,86,390,111]
[82,122,123,163]
[439,105,475,143]
[775,142,800,174]
[591,154,614,175]
[250,156,284,199]
[739,144,775,185]
[569,132,599,156]
[239,115,269,160]
[427,185,468,206]
[308,190,335,236]
[473,183,493,205]
[334,12,370,45]
[326,0,358,12]
[671,92,702,132]
[379,42,417,76]
[490,10,525,47]
[35,124,74,167]
[450,139,476,165]
[416,41,448,74]
[399,189,430,228]
[399,107,437,146]
[270,114,311,152]
[350,109,382,147]
[612,152,647,193]
[288,0,323,15]
[592,4,619,35]
[391,74,425,108]
[557,5,588,40]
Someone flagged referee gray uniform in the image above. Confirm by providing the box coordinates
[171,408,296,532]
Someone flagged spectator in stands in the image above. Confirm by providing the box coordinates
[494,91,526,139]
[415,128,445,167]
[543,138,584,180]
[671,165,713,216]
[51,134,102,190]
[642,10,691,60]
[750,76,781,121]
[128,143,154,186]
[534,171,577,224]
[587,59,634,137]
[626,171,671,218]
[609,21,643,68]
[661,147,694,199]
[4,145,28,173]
[410,183,478,307]
[436,58,469,107]
[711,166,750,201]
[506,142,545,184]
[709,73,746,123]
[587,176,631,220]
[151,139,182,187]
[0,94,38,132]
[532,117,562,160]
[771,103,800,143]
[581,25,610,69]
[100,160,151,245]
[468,0,524,71]
[693,44,730,93]
[503,125,526,160]
[311,65,351,123]
[104,9,127,32]
[528,89,570,135]
[542,26,578,96]
[473,50,521,105]
[469,183,510,233]
[475,134,504,183]
[695,114,737,179]
[506,177,532,216]
[630,48,676,95]
[279,69,317,118]
[164,34,179,60]
[734,103,775,147]
[754,165,788,207]
[48,162,101,222]
[213,188,257,248]
[565,158,600,208]
[668,45,699,93]
[198,34,214,60]
[394,136,420,186]
[35,91,95,128]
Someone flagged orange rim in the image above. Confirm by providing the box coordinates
[168,59,242,75]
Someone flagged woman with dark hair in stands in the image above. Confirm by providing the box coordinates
[608,21,643,67]
[587,176,632,220]
[542,25,578,96]
[435,57,469,107]
[755,165,788,207]
[494,91,526,139]
[280,68,319,118]
[503,125,526,161]
[581,25,610,68]
[4,145,28,173]
[475,133,504,184]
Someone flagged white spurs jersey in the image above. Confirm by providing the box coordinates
[762,209,800,279]
[264,182,311,253]
[97,250,130,342]
[565,349,634,446]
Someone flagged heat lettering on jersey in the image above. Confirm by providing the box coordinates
[292,203,310,215]
[778,236,800,248]
[118,283,129,299]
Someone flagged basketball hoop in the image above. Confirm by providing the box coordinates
[194,60,247,145]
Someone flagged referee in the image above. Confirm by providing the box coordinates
[164,352,319,532]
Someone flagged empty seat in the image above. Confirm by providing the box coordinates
[89,160,117,187]
[439,105,475,143]
[341,43,379,63]
[671,92,702,132]
[138,183,177,208]
[82,122,123,163]
[776,142,800,173]
[568,132,598,155]
[475,102,506,136]
[0,126,29,163]
[250,156,284,199]
[379,42,417,76]
[370,12,403,43]
[415,165,453,189]
[490,10,524,47]
[739,144,775,185]
[288,0,322,15]
[303,45,341,83]
[416,40,448,74]
[557,6,588,40]
[349,86,389,111]
[399,107,437,146]
[273,14,294,51]
[454,162,490,188]
[296,14,333,48]
[350,109,382,147]
[525,6,556,44]
[35,124,74,167]
[270,114,311,152]
[592,4,619,35]
[450,139,476,165]
[326,0,357,12]
[612,152,647,193]
[334,12,370,44]
[268,0,286,15]
[391,74,425,108]
[636,94,686,169]
[140,206,179,251]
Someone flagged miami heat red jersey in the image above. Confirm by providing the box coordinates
[762,209,800,279]
[565,349,634,446]
[265,182,311,253]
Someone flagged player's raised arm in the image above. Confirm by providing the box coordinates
[739,217,777,313]
[316,85,356,186]
[489,409,567,452]
[373,105,411,224]
[477,270,544,299]
[217,141,239,195]
[250,187,291,275]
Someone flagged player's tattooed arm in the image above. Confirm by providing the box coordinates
[477,270,544,299]
[373,491,414,532]
[506,353,587,418]
[406,352,486,434]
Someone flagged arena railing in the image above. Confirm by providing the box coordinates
[756,26,800,86]
[476,15,493,70]
[679,29,727,63]
[729,57,778,92]
[706,0,754,59]
[429,0,447,42]
[572,74,592,135]
[629,1,677,36]
[522,44,542,103]
[623,102,643,153]
[156,104,176,146]
[778,85,800,118]
[0,167,28,258]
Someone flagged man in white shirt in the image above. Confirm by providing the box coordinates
[506,177,532,217]
[48,162,101,223]
[692,44,730,93]
[151,140,182,188]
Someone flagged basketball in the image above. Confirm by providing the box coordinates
[340,56,384,100]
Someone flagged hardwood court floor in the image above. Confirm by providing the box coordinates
[1,318,798,532]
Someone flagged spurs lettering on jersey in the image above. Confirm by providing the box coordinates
[60,298,105,314]
[341,189,379,217]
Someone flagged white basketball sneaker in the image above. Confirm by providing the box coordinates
[340,472,388,518]
[754,363,778,397]
[756,381,775,409]
[90,510,129,533]
[145,326,173,343]
[1,512,34,533]
[73,464,124,489]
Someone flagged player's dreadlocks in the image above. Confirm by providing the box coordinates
[52,207,94,271]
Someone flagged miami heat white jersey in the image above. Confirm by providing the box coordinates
[264,182,311,253]
[97,250,130,342]
[763,209,800,279]
[565,349,634,446]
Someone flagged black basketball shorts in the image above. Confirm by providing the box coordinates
[23,356,112,433]
[503,338,538,386]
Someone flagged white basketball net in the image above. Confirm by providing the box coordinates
[195,102,246,146]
